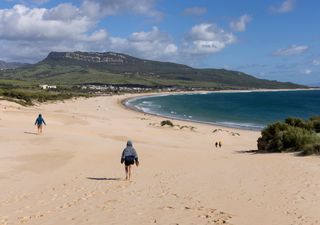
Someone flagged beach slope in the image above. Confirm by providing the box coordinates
[0,95,319,225]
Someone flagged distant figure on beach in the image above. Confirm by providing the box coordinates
[219,141,222,148]
[215,142,218,148]
[34,114,46,134]
[121,140,139,180]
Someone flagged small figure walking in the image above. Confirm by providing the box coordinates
[35,114,46,135]
[219,141,222,148]
[215,142,218,148]
[121,140,139,180]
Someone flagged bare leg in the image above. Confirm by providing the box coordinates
[37,125,42,135]
[128,165,132,180]
[125,165,129,180]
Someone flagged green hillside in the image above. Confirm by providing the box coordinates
[0,51,305,89]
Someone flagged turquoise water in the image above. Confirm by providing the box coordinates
[126,90,320,130]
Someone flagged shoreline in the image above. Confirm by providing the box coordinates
[121,88,320,131]
[120,93,261,132]
[121,96,262,132]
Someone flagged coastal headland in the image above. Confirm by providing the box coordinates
[1,94,320,225]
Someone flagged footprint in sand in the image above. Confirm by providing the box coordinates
[0,218,8,225]
[18,216,30,223]
[18,214,44,224]
[161,206,174,210]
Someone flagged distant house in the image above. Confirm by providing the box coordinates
[39,84,57,90]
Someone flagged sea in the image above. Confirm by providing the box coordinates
[126,90,320,130]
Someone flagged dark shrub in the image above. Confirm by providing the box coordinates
[311,120,320,133]
[285,117,313,130]
[258,117,320,155]
[301,143,320,156]
[258,122,290,152]
[310,116,320,121]
[161,120,174,127]
[285,117,305,127]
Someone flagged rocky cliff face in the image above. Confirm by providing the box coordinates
[46,51,137,65]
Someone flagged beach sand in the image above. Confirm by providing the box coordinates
[1,94,320,225]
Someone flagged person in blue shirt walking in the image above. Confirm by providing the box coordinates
[35,114,46,134]
[121,140,139,180]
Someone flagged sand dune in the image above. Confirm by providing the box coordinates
[1,95,320,225]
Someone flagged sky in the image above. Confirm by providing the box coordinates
[0,0,319,85]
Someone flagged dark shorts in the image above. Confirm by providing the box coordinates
[124,156,135,166]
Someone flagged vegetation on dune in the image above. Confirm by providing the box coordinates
[161,120,174,127]
[1,89,88,106]
[0,81,89,106]
[258,116,320,155]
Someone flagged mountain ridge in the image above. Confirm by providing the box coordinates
[0,60,29,70]
[0,51,306,89]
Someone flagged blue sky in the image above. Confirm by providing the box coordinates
[0,0,319,85]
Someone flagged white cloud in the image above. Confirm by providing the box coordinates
[0,4,109,62]
[230,14,252,32]
[273,45,309,56]
[183,7,207,16]
[223,65,230,69]
[43,3,80,21]
[0,4,237,63]
[0,4,106,42]
[110,26,178,60]
[0,4,174,62]
[269,0,295,13]
[302,69,312,75]
[183,23,236,55]
[0,38,109,63]
[312,59,320,66]
[81,0,163,21]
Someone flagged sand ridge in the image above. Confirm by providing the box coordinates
[1,95,320,225]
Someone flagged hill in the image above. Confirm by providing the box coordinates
[0,60,29,70]
[0,51,305,89]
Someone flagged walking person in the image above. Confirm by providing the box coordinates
[35,114,46,135]
[121,140,139,180]
[219,141,222,148]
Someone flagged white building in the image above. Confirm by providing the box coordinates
[39,84,57,90]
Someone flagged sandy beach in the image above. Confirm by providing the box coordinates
[1,94,320,225]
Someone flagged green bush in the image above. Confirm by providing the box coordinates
[285,117,305,127]
[301,143,320,155]
[258,122,290,152]
[258,116,320,155]
[3,89,32,105]
[311,120,320,133]
[282,126,318,151]
[285,117,314,130]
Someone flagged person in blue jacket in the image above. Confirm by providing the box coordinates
[121,140,139,180]
[35,114,46,134]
